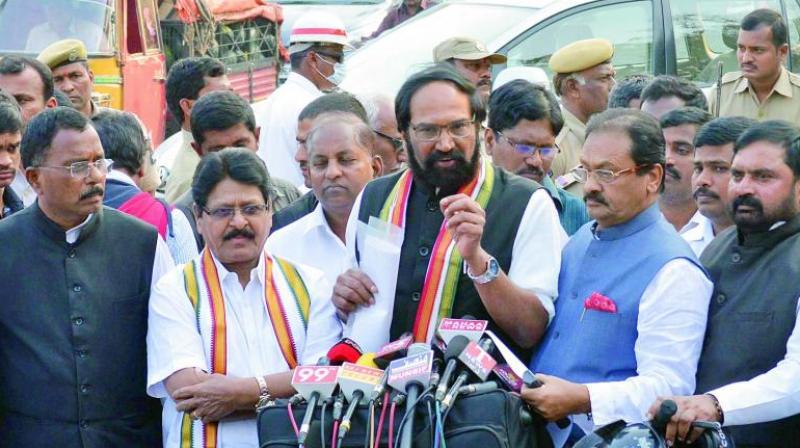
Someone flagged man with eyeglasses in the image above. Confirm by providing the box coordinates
[0,107,175,446]
[486,79,589,235]
[333,65,567,359]
[254,12,351,188]
[523,108,712,447]
[271,92,372,234]
[361,93,408,174]
[147,148,340,448]
[549,38,616,198]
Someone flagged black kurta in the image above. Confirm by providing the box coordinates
[0,204,161,447]
[357,167,540,359]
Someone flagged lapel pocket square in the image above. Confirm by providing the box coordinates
[584,292,618,313]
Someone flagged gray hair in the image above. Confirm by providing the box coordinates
[306,114,376,157]
[358,93,394,129]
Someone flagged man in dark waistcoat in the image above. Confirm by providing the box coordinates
[651,120,800,448]
[0,107,174,447]
[332,65,567,358]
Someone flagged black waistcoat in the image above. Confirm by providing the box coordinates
[697,215,800,446]
[357,167,539,359]
[0,204,161,447]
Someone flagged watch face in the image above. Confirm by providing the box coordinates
[488,258,500,275]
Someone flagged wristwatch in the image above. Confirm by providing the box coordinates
[465,256,500,284]
[255,375,273,411]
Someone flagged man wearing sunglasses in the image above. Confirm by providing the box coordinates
[255,12,352,188]
[0,107,175,446]
[486,80,589,235]
[523,108,711,447]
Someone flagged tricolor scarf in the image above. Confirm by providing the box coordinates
[180,249,311,448]
[379,159,495,343]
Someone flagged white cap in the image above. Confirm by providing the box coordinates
[289,11,351,53]
[493,66,551,92]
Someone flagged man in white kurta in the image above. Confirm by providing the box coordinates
[146,148,341,447]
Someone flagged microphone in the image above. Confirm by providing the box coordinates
[436,315,489,345]
[651,399,677,435]
[336,361,385,443]
[356,352,380,369]
[388,343,434,448]
[375,332,413,363]
[441,337,497,412]
[434,335,470,402]
[295,340,362,444]
[458,380,499,395]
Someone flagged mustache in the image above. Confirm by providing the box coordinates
[665,165,681,180]
[223,228,255,241]
[732,195,763,214]
[516,166,544,178]
[79,185,104,200]
[584,191,609,206]
[426,149,467,166]
[477,79,492,87]
[741,63,757,70]
[694,187,720,201]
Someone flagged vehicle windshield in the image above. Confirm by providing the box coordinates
[341,2,535,96]
[0,0,115,54]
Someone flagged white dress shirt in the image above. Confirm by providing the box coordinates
[266,203,352,289]
[577,259,713,431]
[107,169,199,264]
[10,171,36,207]
[65,213,175,285]
[146,250,342,448]
[679,210,716,257]
[253,72,322,187]
[345,187,568,322]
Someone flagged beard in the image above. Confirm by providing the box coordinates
[406,137,480,197]
[730,192,798,234]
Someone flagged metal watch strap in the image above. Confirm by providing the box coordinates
[255,376,273,410]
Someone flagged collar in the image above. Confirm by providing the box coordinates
[31,201,101,244]
[107,169,139,188]
[680,210,713,242]
[737,214,800,247]
[1,187,24,217]
[560,106,587,140]
[591,202,661,241]
[209,246,268,287]
[286,72,322,96]
[735,66,793,98]
[304,202,331,233]
[541,176,564,211]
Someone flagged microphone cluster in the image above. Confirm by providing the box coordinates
[285,317,545,448]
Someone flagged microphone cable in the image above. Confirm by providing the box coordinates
[288,401,300,437]
[320,399,329,448]
[426,399,434,447]
[434,400,447,448]
[374,391,390,447]
[331,420,339,448]
[393,385,435,446]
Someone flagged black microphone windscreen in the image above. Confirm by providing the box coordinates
[444,335,470,361]
[652,400,678,434]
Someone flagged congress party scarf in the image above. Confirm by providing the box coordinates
[379,159,494,343]
[180,249,311,448]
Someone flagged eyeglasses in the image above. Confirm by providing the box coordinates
[496,131,557,158]
[410,118,475,142]
[201,203,270,220]
[34,158,113,178]
[315,51,344,64]
[574,165,649,184]
[374,129,405,152]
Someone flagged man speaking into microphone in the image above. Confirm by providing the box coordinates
[522,109,712,446]
[332,65,567,358]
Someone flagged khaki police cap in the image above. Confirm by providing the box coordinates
[433,37,507,64]
[549,38,614,74]
[37,39,88,70]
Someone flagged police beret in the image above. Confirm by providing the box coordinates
[37,39,88,70]
[549,38,614,74]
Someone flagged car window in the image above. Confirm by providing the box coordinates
[504,0,653,83]
[784,0,800,73]
[670,0,786,86]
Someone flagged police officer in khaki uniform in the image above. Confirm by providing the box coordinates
[709,9,800,122]
[548,38,615,197]
[433,36,507,105]
[37,38,107,118]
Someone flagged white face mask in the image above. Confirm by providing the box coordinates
[316,55,346,86]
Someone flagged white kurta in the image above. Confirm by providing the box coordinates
[253,73,322,187]
[679,210,716,257]
[266,203,352,289]
[146,250,342,447]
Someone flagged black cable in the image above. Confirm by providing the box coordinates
[393,386,434,446]
[320,399,329,448]
[426,399,435,447]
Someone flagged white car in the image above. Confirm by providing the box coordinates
[341,0,800,97]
